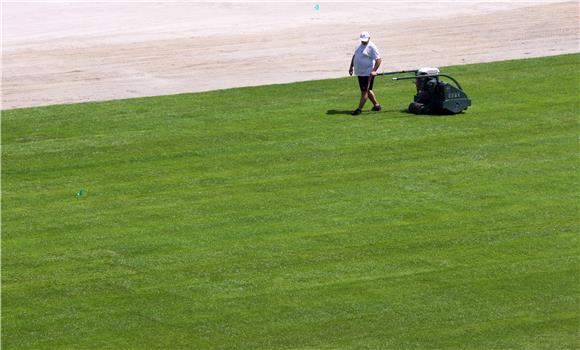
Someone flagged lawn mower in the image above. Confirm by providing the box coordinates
[378,67,471,114]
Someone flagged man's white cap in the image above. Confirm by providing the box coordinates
[359,31,371,42]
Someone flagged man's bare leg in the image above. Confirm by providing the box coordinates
[358,91,369,109]
[368,90,380,107]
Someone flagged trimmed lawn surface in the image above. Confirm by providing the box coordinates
[2,54,579,349]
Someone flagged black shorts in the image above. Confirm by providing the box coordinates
[357,75,375,92]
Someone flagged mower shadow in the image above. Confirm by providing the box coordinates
[400,109,465,117]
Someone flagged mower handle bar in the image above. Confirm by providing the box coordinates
[392,74,464,91]
[377,70,418,76]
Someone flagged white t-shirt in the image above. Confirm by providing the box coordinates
[353,41,381,76]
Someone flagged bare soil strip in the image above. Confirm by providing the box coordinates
[2,2,578,109]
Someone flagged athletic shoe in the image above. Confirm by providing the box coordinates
[371,104,382,112]
[351,108,362,116]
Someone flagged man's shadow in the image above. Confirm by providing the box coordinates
[325,108,404,116]
[326,109,353,115]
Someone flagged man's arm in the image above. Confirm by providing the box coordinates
[349,55,355,76]
[371,58,382,76]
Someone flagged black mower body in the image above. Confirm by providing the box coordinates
[378,70,472,115]
[411,78,471,114]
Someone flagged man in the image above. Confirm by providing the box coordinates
[349,31,382,115]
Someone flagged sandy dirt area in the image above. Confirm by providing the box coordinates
[2,1,578,109]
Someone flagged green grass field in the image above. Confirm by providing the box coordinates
[2,53,579,349]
